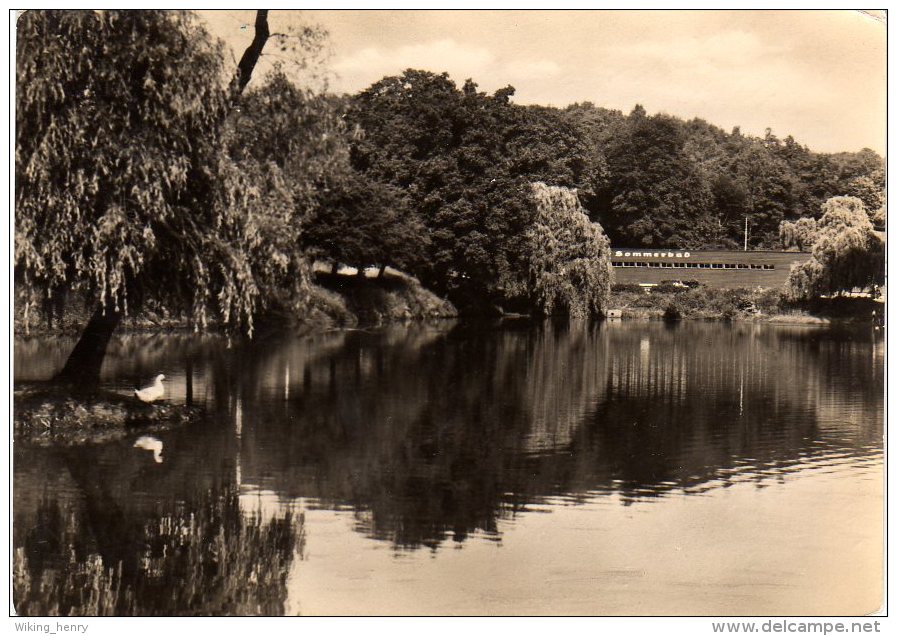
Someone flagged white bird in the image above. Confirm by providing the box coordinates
[133,435,164,463]
[134,374,165,403]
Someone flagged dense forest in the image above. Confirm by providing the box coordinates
[342,69,884,253]
[258,65,885,305]
[14,10,885,382]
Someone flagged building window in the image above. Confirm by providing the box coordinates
[611,259,777,271]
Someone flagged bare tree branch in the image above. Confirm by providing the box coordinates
[229,9,270,98]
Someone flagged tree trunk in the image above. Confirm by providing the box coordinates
[185,353,194,407]
[229,10,270,99]
[54,303,123,389]
[378,264,387,278]
[331,261,340,275]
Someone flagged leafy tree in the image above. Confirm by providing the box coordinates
[222,70,358,301]
[303,170,425,275]
[786,197,885,299]
[348,70,594,311]
[779,217,818,251]
[844,173,885,213]
[569,101,884,250]
[349,70,462,189]
[506,183,611,317]
[726,143,798,248]
[598,108,715,248]
[507,104,607,200]
[15,10,295,386]
[708,174,749,248]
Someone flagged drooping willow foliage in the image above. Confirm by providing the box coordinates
[513,182,612,317]
[15,10,318,335]
[786,196,885,300]
[779,217,818,251]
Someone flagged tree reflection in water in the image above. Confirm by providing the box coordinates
[234,321,881,549]
[13,321,884,600]
[14,482,304,616]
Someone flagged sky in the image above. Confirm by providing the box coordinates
[199,9,886,155]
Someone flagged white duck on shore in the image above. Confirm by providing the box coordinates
[134,374,166,403]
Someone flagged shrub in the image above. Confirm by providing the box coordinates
[663,303,682,321]
[611,283,644,293]
[753,288,784,313]
[654,282,689,294]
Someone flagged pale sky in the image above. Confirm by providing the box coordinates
[199,10,885,155]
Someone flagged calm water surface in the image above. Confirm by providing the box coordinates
[13,321,884,616]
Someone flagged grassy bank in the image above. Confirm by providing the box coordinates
[608,283,882,324]
[308,268,457,326]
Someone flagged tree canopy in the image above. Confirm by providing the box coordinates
[15,9,332,383]
[779,217,818,251]
[564,103,884,250]
[16,10,885,348]
[509,183,612,317]
[347,70,602,312]
[786,196,885,299]
[16,10,269,330]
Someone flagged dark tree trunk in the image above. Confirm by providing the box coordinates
[331,261,340,275]
[185,353,194,407]
[54,303,123,389]
[229,10,270,98]
[43,296,54,331]
[378,264,387,278]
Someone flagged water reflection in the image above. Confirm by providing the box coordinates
[13,321,884,614]
[133,436,164,463]
[13,476,303,615]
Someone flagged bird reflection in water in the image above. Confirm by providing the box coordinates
[133,436,163,463]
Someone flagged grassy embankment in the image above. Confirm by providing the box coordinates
[304,266,457,326]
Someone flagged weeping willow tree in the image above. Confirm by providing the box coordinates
[508,182,612,317]
[786,196,885,300]
[15,10,310,387]
[779,216,818,251]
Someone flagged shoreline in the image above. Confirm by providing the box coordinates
[14,270,882,340]
[14,290,880,339]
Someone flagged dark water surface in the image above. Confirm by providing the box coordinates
[13,321,884,615]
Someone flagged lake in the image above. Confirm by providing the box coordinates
[12,321,884,616]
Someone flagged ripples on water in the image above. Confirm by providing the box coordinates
[13,321,884,615]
